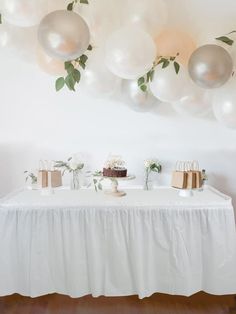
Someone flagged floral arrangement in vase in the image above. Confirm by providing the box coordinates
[144,159,162,190]
[24,171,37,189]
[54,157,84,190]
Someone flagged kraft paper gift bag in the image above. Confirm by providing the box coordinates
[37,160,62,188]
[191,160,202,188]
[50,170,62,187]
[186,171,196,189]
[171,161,188,189]
[38,170,48,188]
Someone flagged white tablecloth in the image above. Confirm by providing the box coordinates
[0,186,236,298]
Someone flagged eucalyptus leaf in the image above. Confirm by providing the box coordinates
[80,0,89,3]
[55,77,65,91]
[67,2,74,10]
[138,77,145,86]
[65,74,76,91]
[65,63,74,74]
[174,61,180,74]
[162,60,170,68]
[72,69,81,83]
[80,54,88,64]
[215,36,234,46]
[140,84,147,92]
[0,14,2,24]
[79,61,86,69]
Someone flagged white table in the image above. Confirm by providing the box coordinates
[0,186,236,298]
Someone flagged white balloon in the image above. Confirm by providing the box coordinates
[123,0,167,36]
[213,77,236,129]
[122,80,160,112]
[172,87,211,117]
[76,0,124,45]
[150,64,190,103]
[1,0,49,27]
[80,49,121,97]
[38,10,90,61]
[105,26,156,79]
[0,22,37,62]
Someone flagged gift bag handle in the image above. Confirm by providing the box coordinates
[191,160,199,171]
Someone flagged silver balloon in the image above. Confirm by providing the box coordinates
[38,10,90,61]
[122,80,160,112]
[213,77,236,129]
[188,44,233,89]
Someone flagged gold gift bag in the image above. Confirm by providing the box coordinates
[171,161,188,189]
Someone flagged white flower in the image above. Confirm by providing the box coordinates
[105,155,125,169]
[70,161,79,171]
[144,159,156,168]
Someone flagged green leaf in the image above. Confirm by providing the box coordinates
[67,2,74,10]
[87,44,93,51]
[215,36,234,46]
[65,62,74,74]
[149,69,155,81]
[64,61,71,69]
[157,57,166,65]
[162,60,170,68]
[80,0,89,4]
[55,77,65,91]
[65,74,76,91]
[80,54,88,64]
[79,61,86,69]
[174,61,180,74]
[0,14,2,24]
[72,69,81,83]
[138,77,145,86]
[140,84,147,92]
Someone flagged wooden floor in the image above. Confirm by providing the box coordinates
[0,293,236,314]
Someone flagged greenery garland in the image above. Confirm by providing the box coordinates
[137,53,180,92]
[55,0,92,92]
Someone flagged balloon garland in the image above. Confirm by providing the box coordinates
[1,1,236,128]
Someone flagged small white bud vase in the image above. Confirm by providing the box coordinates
[70,170,80,190]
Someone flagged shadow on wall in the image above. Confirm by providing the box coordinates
[0,142,35,197]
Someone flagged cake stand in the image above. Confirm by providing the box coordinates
[96,175,136,197]
[173,187,200,197]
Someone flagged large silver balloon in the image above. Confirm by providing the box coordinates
[122,80,160,112]
[38,10,90,61]
[213,77,236,129]
[188,44,233,89]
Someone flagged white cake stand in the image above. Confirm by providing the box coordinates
[98,175,136,197]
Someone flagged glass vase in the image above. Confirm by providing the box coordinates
[70,170,80,190]
[143,169,153,190]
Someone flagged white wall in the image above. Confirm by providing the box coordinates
[1,0,236,204]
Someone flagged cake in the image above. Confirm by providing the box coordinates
[103,155,127,177]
